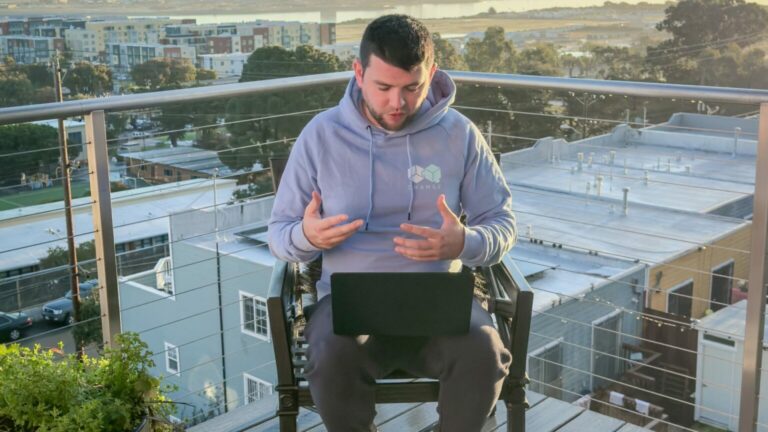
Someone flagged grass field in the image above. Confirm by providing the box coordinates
[335,18,622,43]
[0,183,90,211]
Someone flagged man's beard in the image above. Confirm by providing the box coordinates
[364,99,416,132]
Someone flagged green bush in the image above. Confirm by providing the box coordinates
[0,333,175,431]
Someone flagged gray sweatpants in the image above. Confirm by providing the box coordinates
[303,296,513,432]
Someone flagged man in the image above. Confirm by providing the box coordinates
[268,14,516,432]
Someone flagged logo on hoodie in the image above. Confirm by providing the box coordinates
[408,164,441,188]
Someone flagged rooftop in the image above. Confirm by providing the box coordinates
[120,146,237,177]
[508,241,642,314]
[0,179,236,272]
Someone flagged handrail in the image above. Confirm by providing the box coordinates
[1,71,768,125]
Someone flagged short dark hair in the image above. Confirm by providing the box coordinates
[359,14,434,71]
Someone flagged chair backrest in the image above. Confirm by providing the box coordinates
[269,157,289,192]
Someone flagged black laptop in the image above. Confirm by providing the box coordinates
[331,269,475,337]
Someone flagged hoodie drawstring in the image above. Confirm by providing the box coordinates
[365,127,415,230]
[406,134,414,221]
[365,126,374,231]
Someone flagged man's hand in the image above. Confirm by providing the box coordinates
[393,194,465,261]
[302,191,363,250]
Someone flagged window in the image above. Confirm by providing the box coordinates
[243,373,272,404]
[240,292,269,339]
[163,169,173,177]
[164,342,179,374]
[529,340,562,399]
[710,261,734,312]
[668,280,694,317]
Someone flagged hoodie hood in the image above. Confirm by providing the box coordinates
[338,69,457,137]
[337,70,458,228]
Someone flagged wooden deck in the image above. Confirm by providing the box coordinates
[189,391,653,432]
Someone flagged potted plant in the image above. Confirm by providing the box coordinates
[0,332,177,431]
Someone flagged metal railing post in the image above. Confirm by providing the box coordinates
[84,110,121,348]
[739,102,768,431]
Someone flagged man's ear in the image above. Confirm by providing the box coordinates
[429,61,437,80]
[353,58,364,87]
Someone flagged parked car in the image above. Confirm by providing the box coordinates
[0,311,33,342]
[41,280,98,325]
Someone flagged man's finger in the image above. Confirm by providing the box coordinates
[400,223,439,238]
[394,246,439,260]
[316,214,350,229]
[393,236,432,250]
[304,191,322,217]
[436,194,456,221]
[323,219,363,238]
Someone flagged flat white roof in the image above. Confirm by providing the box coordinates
[509,241,641,314]
[510,187,747,264]
[692,300,767,344]
[0,179,237,272]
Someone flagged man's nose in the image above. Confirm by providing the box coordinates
[389,90,405,109]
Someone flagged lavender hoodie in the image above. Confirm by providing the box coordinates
[268,70,516,298]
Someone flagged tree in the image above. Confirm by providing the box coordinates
[130,58,196,89]
[654,0,767,51]
[63,62,112,96]
[647,0,768,84]
[517,44,561,76]
[14,63,53,88]
[39,240,96,271]
[222,45,346,170]
[458,29,561,152]
[0,73,34,107]
[432,33,466,71]
[0,123,63,187]
[196,68,216,81]
[561,53,583,78]
[463,26,515,73]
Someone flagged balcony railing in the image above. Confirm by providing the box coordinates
[0,71,767,431]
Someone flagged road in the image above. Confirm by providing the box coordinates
[6,306,85,355]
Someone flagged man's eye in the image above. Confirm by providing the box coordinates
[406,87,418,92]
[378,87,390,91]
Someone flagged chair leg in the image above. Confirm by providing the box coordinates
[276,387,299,432]
[506,401,525,432]
[279,414,298,432]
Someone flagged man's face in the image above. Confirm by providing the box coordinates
[353,53,436,132]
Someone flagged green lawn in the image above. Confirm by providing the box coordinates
[0,182,91,211]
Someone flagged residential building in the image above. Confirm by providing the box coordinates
[0,179,236,310]
[106,42,195,75]
[120,197,276,422]
[0,35,64,64]
[502,114,756,320]
[199,52,250,78]
[692,300,768,431]
[120,147,241,184]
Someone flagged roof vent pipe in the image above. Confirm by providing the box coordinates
[623,187,630,216]
[733,126,741,158]
[577,152,584,172]
[644,170,649,185]
[596,175,604,197]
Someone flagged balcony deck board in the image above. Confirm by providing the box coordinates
[191,391,654,431]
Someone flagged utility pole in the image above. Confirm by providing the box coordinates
[53,52,83,358]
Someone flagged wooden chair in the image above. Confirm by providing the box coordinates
[266,156,533,432]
